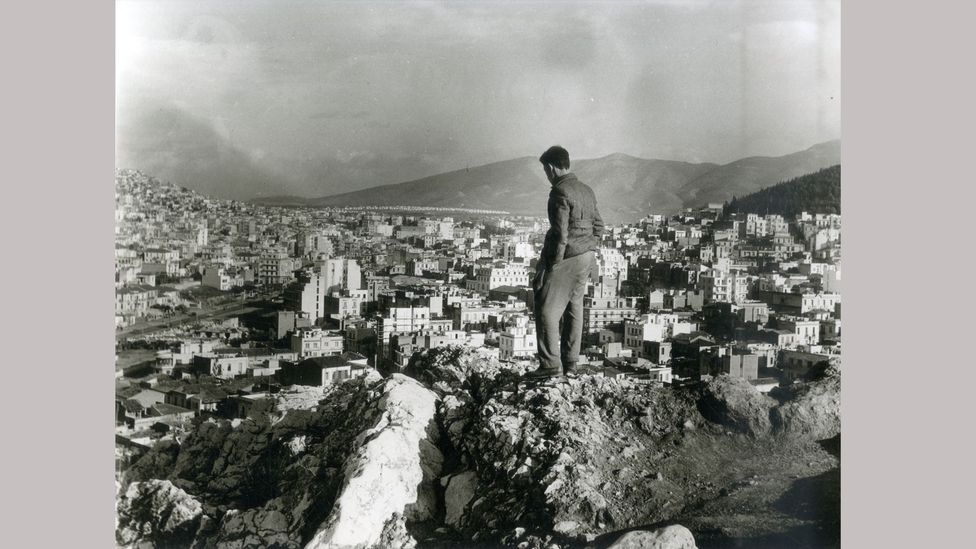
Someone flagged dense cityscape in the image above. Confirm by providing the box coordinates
[115,167,841,460]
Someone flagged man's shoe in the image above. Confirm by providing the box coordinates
[525,366,562,380]
[564,362,579,378]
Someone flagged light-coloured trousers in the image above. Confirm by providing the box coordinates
[534,251,595,371]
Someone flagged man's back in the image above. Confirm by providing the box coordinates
[542,173,605,267]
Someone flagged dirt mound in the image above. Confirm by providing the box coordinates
[696,375,774,436]
[771,366,841,440]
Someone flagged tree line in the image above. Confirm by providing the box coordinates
[724,165,841,217]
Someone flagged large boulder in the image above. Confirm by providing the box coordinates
[116,479,205,547]
[608,525,699,549]
[304,374,441,549]
[697,375,774,436]
[771,367,841,440]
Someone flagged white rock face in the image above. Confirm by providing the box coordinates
[444,471,479,528]
[608,525,699,549]
[287,434,309,455]
[305,374,441,549]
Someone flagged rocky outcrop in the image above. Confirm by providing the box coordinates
[118,373,441,549]
[608,525,699,549]
[305,374,441,549]
[117,347,842,548]
[771,366,841,440]
[407,347,705,542]
[116,479,206,547]
[697,374,774,436]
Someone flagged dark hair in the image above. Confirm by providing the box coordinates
[539,146,570,170]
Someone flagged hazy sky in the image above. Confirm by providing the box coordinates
[117,0,840,199]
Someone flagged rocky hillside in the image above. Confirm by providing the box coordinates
[117,348,840,549]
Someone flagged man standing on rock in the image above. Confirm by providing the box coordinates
[527,145,605,380]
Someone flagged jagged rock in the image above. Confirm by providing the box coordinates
[116,479,205,547]
[638,411,655,433]
[216,507,296,548]
[697,375,774,436]
[771,367,841,440]
[445,471,480,528]
[377,513,417,549]
[305,374,441,548]
[607,525,698,549]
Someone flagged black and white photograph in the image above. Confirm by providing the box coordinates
[113,1,842,547]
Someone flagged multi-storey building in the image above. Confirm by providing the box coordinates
[202,265,245,291]
[376,306,432,361]
[467,263,529,293]
[780,318,821,346]
[699,269,749,304]
[596,247,629,281]
[290,327,344,358]
[283,269,328,322]
[257,253,295,286]
[624,312,697,352]
[582,296,640,334]
[499,317,537,362]
[325,290,368,322]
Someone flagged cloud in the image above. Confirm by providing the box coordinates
[116,0,841,198]
[116,104,293,199]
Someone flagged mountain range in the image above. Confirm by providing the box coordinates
[252,139,840,223]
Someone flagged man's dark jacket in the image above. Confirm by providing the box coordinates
[539,173,605,269]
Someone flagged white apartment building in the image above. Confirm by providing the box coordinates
[582,296,640,334]
[377,306,432,359]
[325,290,368,320]
[202,266,242,291]
[468,263,529,293]
[597,247,629,281]
[644,366,673,384]
[623,313,697,351]
[822,264,841,293]
[700,269,749,304]
[800,293,841,314]
[499,317,537,362]
[290,327,344,357]
[624,319,665,351]
[744,214,768,237]
[503,241,535,262]
[780,319,821,346]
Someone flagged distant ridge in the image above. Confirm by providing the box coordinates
[245,139,840,223]
[725,165,841,217]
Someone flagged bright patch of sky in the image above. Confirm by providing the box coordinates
[117,0,840,199]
